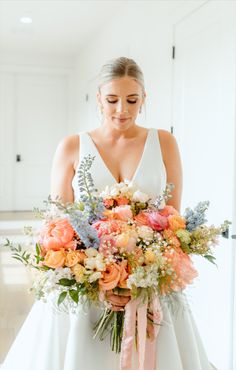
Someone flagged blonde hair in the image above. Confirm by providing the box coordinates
[97,57,145,97]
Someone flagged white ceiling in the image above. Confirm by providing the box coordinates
[0,0,128,57]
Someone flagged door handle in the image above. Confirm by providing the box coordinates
[16,154,21,162]
[221,228,236,239]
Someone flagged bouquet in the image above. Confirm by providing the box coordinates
[3,154,230,369]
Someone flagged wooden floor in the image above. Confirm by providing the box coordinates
[0,213,36,363]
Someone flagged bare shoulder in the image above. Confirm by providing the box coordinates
[55,134,80,167]
[157,129,177,144]
[56,134,80,156]
[157,129,180,162]
[157,129,183,211]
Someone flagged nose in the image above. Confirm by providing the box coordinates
[116,99,129,113]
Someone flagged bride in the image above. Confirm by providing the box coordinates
[2,56,215,369]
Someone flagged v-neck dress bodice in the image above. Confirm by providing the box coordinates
[72,128,167,201]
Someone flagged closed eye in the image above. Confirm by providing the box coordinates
[107,99,137,104]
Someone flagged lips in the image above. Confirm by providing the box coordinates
[114,117,129,121]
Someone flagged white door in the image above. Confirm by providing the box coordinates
[0,72,69,211]
[172,1,236,369]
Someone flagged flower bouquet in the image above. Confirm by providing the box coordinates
[3,155,230,368]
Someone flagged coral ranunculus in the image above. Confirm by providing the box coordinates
[160,249,198,295]
[99,263,121,290]
[147,212,169,231]
[40,218,75,251]
[134,212,150,226]
[159,205,179,217]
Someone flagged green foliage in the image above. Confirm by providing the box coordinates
[58,278,76,287]
[69,289,79,304]
[58,291,67,305]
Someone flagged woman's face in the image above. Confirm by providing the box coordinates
[97,76,146,130]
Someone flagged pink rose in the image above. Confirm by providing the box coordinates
[147,212,169,231]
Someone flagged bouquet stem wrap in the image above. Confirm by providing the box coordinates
[120,294,163,370]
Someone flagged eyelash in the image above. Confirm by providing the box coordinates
[107,100,137,104]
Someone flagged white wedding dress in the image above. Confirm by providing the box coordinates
[2,128,214,370]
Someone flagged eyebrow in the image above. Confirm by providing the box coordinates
[105,94,139,97]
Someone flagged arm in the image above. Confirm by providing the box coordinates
[158,130,183,212]
[50,135,80,204]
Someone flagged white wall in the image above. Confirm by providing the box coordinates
[73,0,207,133]
[0,53,78,210]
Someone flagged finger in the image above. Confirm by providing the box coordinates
[107,295,130,306]
[111,305,125,312]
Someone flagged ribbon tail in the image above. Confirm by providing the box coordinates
[120,299,138,370]
[144,295,163,370]
[137,300,148,370]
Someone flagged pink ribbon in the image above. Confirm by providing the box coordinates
[120,295,163,370]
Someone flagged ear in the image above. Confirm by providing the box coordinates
[96,91,101,105]
[142,91,147,105]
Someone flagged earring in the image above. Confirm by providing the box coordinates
[139,106,142,114]
[100,106,104,114]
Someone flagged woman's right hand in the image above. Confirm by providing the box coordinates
[105,289,131,311]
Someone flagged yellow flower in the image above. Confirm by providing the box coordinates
[71,263,85,283]
[144,250,156,264]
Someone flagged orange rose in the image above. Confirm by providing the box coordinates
[43,249,66,268]
[65,250,80,267]
[168,215,186,232]
[118,260,129,288]
[99,263,121,291]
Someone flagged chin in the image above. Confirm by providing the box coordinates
[112,118,134,130]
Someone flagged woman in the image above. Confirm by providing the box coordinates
[2,57,214,369]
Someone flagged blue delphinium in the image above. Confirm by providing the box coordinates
[184,201,210,231]
[76,154,105,223]
[67,211,100,249]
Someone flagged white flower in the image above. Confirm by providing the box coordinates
[132,190,149,203]
[137,225,154,240]
[84,254,105,272]
[88,271,102,283]
[127,264,160,289]
[110,187,120,197]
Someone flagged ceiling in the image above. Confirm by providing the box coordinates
[0,0,203,60]
[0,0,128,58]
